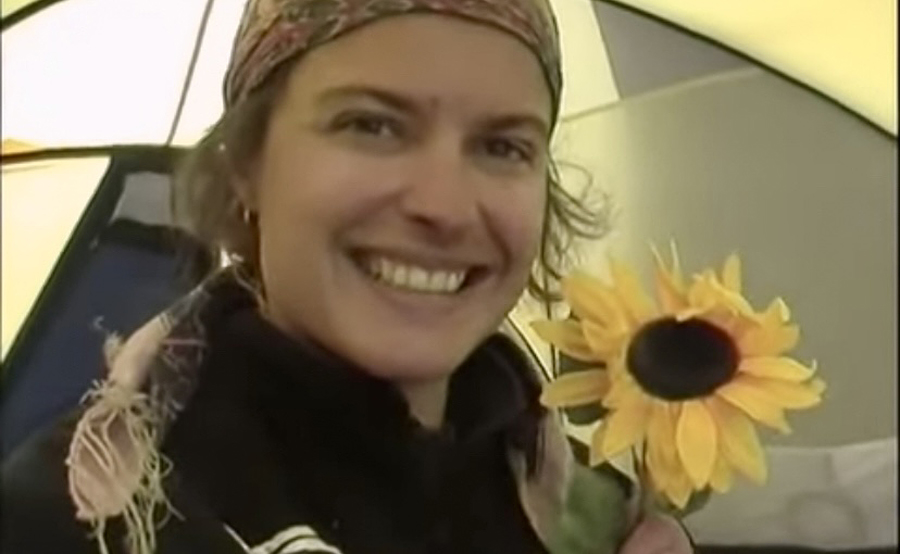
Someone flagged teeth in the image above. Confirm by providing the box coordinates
[428,271,447,291]
[363,255,468,294]
[408,267,429,290]
[446,272,464,291]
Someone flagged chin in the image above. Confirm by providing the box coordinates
[346,333,482,383]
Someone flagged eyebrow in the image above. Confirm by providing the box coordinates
[315,86,419,114]
[315,85,550,139]
[481,114,550,141]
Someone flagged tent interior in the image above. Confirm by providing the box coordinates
[1,1,896,552]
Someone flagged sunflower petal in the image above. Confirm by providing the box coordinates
[646,439,671,490]
[739,357,815,382]
[706,396,768,484]
[647,445,682,508]
[667,240,684,287]
[715,281,754,316]
[738,323,800,356]
[562,273,627,326]
[602,369,640,409]
[746,375,823,409]
[761,297,791,324]
[691,273,755,317]
[540,370,610,408]
[608,256,656,324]
[717,375,792,434]
[589,424,608,467]
[722,253,742,293]
[646,442,669,491]
[531,320,597,361]
[647,401,679,465]
[675,307,706,322]
[676,401,718,488]
[601,393,651,459]
[664,468,695,510]
[709,453,733,493]
[809,376,827,395]
[581,319,627,359]
[686,273,721,313]
[651,244,687,314]
[645,402,684,495]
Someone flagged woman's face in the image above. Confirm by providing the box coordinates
[249,14,551,383]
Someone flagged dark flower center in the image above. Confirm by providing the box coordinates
[626,317,739,400]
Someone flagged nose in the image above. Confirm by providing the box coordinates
[399,137,479,242]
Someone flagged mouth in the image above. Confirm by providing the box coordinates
[349,250,489,295]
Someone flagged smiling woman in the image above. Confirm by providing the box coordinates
[236,17,552,398]
[1,1,693,554]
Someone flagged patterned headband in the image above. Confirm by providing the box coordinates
[223,0,563,120]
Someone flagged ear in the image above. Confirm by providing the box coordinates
[223,144,262,213]
[232,171,259,213]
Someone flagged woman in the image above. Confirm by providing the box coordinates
[2,0,693,552]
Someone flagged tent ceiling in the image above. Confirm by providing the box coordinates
[0,0,39,18]
[0,0,620,149]
[1,0,211,148]
[610,0,897,135]
[2,0,895,155]
[593,2,751,101]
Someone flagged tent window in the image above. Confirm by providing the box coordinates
[1,156,110,360]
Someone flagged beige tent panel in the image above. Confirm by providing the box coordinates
[613,0,898,134]
[1,138,41,155]
[1,0,39,19]
[0,157,111,359]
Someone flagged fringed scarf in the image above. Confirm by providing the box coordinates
[64,269,630,554]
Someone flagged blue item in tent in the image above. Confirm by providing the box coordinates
[1,228,196,459]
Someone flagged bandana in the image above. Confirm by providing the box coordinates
[223,0,563,120]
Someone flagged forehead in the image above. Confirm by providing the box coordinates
[278,14,553,118]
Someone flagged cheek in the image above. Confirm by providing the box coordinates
[256,142,397,230]
[486,182,546,270]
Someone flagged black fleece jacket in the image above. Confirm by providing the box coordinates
[2,286,549,554]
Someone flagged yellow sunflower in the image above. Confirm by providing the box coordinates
[532,243,825,509]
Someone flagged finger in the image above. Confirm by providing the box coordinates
[618,514,693,554]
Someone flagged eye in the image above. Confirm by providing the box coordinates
[479,136,535,164]
[332,111,403,139]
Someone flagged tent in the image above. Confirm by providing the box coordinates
[2,1,896,551]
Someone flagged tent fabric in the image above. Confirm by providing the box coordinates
[592,2,751,100]
[1,0,210,148]
[606,0,897,135]
[1,1,896,551]
[0,0,41,18]
[0,0,620,148]
[3,0,894,153]
[686,438,898,549]
[1,157,111,358]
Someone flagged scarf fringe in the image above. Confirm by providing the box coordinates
[66,335,179,554]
